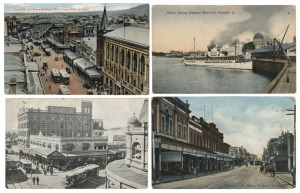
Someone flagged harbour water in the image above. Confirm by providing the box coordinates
[153,57,273,94]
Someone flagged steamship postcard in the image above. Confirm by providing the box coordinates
[152,5,296,94]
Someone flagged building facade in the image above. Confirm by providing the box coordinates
[17,101,93,147]
[5,16,18,37]
[97,6,149,95]
[152,97,233,182]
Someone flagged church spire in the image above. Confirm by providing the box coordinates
[99,4,109,33]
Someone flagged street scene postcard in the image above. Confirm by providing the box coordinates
[152,5,296,94]
[152,97,295,189]
[4,3,149,95]
[6,98,148,189]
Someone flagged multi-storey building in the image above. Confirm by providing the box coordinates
[17,101,93,147]
[97,6,149,95]
[152,97,233,182]
[5,16,18,37]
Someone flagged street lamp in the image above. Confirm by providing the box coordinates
[286,105,296,186]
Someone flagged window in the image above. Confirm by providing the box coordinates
[132,142,142,160]
[120,49,124,65]
[178,123,182,138]
[133,53,137,72]
[115,47,118,63]
[140,55,145,75]
[127,51,131,69]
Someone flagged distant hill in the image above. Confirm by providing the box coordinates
[5,4,149,17]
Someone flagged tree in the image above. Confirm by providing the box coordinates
[242,42,255,54]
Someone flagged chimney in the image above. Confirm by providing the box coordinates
[9,78,17,94]
[218,49,221,56]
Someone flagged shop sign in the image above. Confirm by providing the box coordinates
[161,144,169,149]
[169,145,177,150]
[161,151,181,162]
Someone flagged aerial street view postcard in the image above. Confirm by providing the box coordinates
[152,97,295,189]
[4,3,149,95]
[152,5,296,94]
[6,98,148,189]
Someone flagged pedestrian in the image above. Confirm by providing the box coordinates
[49,85,51,89]
[32,176,36,185]
[43,168,47,175]
[30,170,33,178]
[36,176,39,185]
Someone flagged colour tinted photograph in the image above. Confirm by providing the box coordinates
[152,5,296,94]
[4,3,149,95]
[152,97,295,188]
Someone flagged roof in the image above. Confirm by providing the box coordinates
[28,72,44,94]
[104,27,149,47]
[27,62,39,72]
[138,99,148,123]
[4,43,23,53]
[64,164,99,177]
[73,58,95,71]
[85,68,101,78]
[82,37,97,51]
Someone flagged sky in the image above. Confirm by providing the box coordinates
[4,3,143,13]
[180,97,295,158]
[6,98,146,131]
[153,5,296,52]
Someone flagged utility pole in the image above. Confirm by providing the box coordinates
[286,105,296,186]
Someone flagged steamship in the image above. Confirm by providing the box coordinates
[183,50,252,70]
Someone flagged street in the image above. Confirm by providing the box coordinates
[29,42,88,95]
[153,165,292,189]
[6,153,107,189]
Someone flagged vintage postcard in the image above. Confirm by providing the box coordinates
[152,5,296,94]
[152,97,295,189]
[4,3,149,95]
[6,98,148,189]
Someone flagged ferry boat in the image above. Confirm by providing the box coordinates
[183,54,252,70]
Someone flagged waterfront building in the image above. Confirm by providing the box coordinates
[105,99,148,188]
[253,33,269,49]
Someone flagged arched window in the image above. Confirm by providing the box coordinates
[140,55,145,75]
[133,53,138,72]
[115,47,118,63]
[120,49,124,65]
[127,51,131,69]
[111,46,114,61]
[132,142,141,160]
[106,44,110,60]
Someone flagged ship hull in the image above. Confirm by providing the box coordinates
[184,60,252,70]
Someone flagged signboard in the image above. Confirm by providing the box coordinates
[48,151,65,159]
[169,145,177,150]
[161,151,181,162]
[113,135,126,141]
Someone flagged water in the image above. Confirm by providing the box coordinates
[153,57,273,94]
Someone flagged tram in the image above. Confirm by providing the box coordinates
[62,164,99,187]
[51,68,61,83]
[19,159,32,173]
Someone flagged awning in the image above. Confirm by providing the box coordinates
[94,143,106,146]
[85,68,101,78]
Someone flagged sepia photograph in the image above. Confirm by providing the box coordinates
[5,98,148,189]
[152,5,296,94]
[152,97,295,188]
[4,3,149,95]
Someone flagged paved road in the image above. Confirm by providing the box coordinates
[153,165,291,189]
[30,43,88,95]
